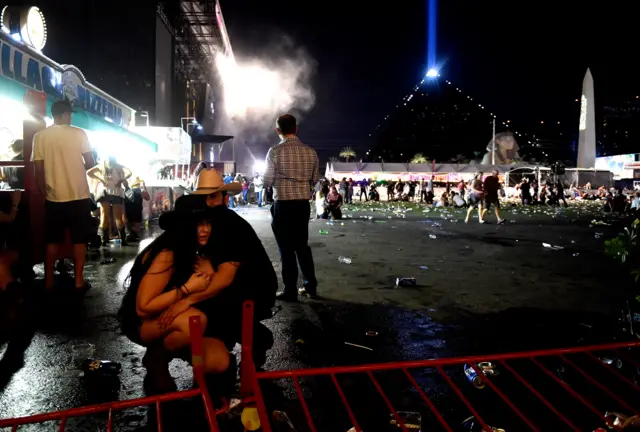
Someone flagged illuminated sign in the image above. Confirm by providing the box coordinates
[1,6,47,51]
[595,154,636,180]
[0,34,134,127]
[21,7,47,51]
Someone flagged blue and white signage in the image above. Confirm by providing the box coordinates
[0,32,134,127]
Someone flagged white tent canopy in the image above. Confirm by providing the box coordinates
[326,162,527,181]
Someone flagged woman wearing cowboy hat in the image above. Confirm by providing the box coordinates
[118,195,230,392]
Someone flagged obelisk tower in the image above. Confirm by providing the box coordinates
[577,68,596,168]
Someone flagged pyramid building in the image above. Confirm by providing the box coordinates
[369,77,531,163]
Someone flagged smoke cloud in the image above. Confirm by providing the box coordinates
[214,35,317,154]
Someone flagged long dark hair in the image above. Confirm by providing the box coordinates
[118,216,205,329]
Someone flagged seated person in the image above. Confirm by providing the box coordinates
[326,186,343,219]
[161,169,277,370]
[451,191,466,208]
[118,196,228,393]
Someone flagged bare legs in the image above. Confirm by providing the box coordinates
[465,203,485,224]
[141,307,229,374]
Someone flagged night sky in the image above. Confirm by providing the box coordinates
[11,0,640,161]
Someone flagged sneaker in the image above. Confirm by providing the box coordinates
[479,220,486,224]
[497,219,505,225]
[298,287,318,299]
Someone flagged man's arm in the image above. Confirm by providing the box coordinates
[32,136,46,197]
[187,262,240,304]
[263,148,276,188]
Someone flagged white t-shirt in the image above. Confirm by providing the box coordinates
[102,166,126,197]
[33,125,92,202]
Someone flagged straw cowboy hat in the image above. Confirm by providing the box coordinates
[191,168,242,196]
[129,177,144,188]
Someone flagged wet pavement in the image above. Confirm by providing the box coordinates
[0,202,636,431]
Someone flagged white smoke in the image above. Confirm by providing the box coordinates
[214,36,317,151]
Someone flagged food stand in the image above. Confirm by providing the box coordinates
[0,8,159,262]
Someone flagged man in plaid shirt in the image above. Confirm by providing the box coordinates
[264,114,319,301]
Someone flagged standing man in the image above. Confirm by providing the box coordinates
[483,169,505,224]
[264,114,319,301]
[33,100,96,293]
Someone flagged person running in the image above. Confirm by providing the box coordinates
[482,169,505,224]
[465,172,486,224]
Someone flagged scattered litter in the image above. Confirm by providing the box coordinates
[389,411,421,430]
[542,243,564,250]
[579,323,592,329]
[601,357,623,369]
[366,331,379,337]
[344,342,373,351]
[318,230,329,235]
[99,257,116,265]
[295,339,304,344]
[338,256,352,264]
[396,277,417,288]
[572,253,580,257]
[272,410,296,430]
[419,266,428,270]
[429,234,437,239]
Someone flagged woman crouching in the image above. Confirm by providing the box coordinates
[118,197,228,393]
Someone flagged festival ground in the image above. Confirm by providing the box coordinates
[0,201,635,430]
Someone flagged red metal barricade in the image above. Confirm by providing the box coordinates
[0,317,224,431]
[239,301,640,432]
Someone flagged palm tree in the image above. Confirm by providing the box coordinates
[411,153,428,164]
[339,146,356,162]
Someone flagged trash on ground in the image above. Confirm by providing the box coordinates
[82,358,122,376]
[542,243,564,250]
[366,330,378,337]
[319,230,329,235]
[338,256,352,264]
[389,411,421,430]
[344,342,373,351]
[99,257,116,265]
[396,277,417,288]
[419,265,428,270]
[295,339,304,344]
[463,362,499,389]
[600,357,623,369]
[429,234,437,239]
[272,410,297,431]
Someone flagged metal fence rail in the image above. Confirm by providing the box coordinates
[240,301,640,432]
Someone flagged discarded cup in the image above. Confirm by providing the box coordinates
[396,277,416,287]
[71,343,95,367]
[463,364,485,389]
[319,230,329,235]
[338,256,352,264]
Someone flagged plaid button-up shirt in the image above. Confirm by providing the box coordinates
[263,136,319,201]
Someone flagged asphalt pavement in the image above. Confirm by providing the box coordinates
[0,201,635,431]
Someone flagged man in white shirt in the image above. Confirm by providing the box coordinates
[33,100,96,293]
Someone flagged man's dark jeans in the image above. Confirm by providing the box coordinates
[270,199,317,296]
